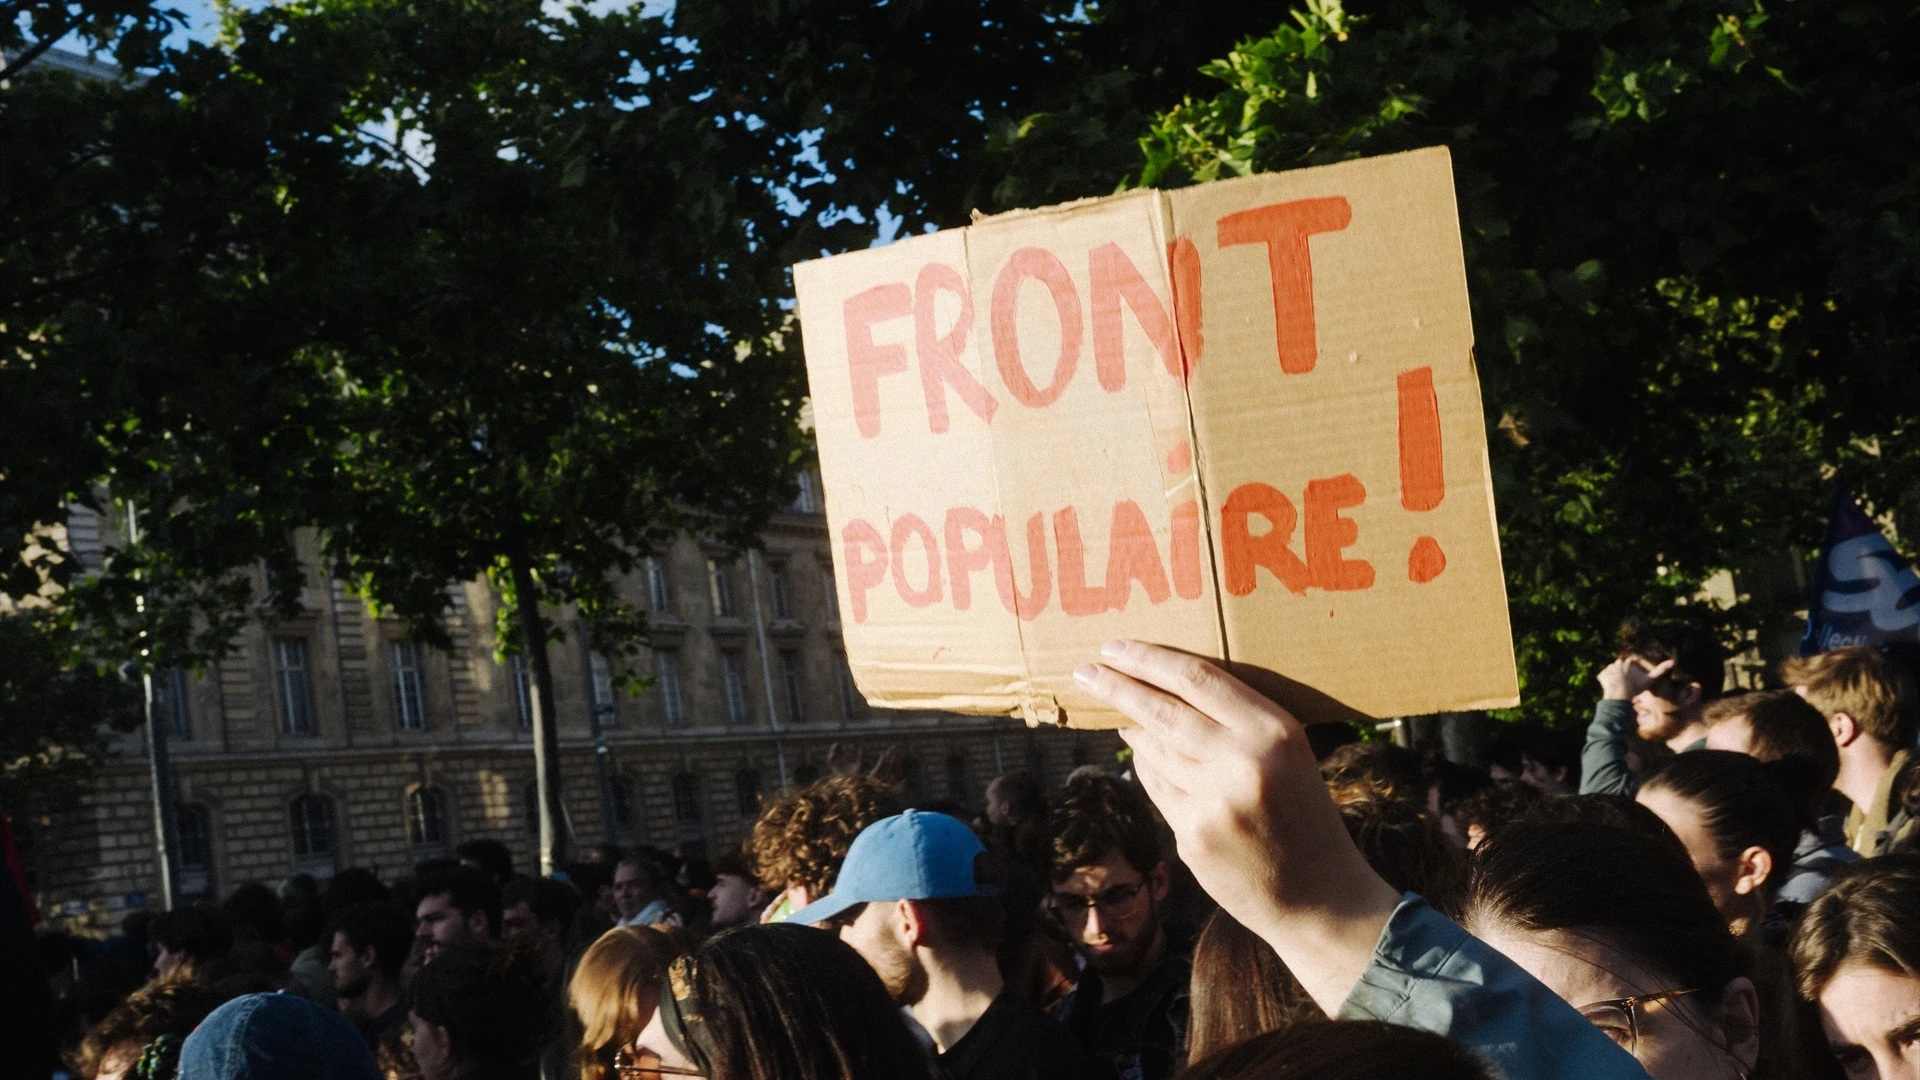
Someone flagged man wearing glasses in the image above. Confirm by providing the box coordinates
[1047,772,1188,1080]
[1581,617,1726,797]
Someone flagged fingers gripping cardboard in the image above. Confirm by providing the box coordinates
[794,147,1519,728]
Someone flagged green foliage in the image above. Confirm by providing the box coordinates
[0,608,142,809]
[1139,0,1920,724]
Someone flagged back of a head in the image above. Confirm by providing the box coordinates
[1619,616,1727,698]
[179,992,381,1080]
[1187,910,1322,1063]
[456,838,516,885]
[1640,750,1804,892]
[987,770,1046,822]
[748,775,904,897]
[1318,742,1424,807]
[1177,1021,1493,1080]
[222,883,285,944]
[502,876,579,930]
[1735,690,1841,816]
[416,865,501,934]
[1780,645,1919,748]
[321,867,390,914]
[411,938,558,1068]
[570,925,683,1063]
[324,901,413,983]
[1337,797,1464,908]
[1461,803,1746,998]
[1049,770,1161,881]
[1790,853,1920,1001]
[73,972,226,1079]
[676,923,932,1080]
[152,903,234,964]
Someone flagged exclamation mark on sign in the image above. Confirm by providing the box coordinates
[1397,367,1447,583]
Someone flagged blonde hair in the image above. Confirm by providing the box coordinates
[569,925,681,1079]
[1781,646,1918,748]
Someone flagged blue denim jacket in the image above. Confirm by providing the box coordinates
[1339,896,1651,1080]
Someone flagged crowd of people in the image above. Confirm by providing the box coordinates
[14,624,1920,1080]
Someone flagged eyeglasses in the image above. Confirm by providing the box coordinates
[613,1046,705,1078]
[1577,988,1703,1051]
[1048,881,1147,920]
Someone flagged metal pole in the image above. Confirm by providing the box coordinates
[124,501,180,911]
[576,619,618,846]
[746,551,789,787]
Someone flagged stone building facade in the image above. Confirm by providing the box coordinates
[23,480,1117,929]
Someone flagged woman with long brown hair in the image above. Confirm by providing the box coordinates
[569,925,682,1080]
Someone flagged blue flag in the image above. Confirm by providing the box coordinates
[1802,490,1920,653]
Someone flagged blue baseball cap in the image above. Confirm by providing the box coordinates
[789,810,998,925]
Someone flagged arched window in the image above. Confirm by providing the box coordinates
[407,786,449,852]
[672,773,707,860]
[735,769,761,820]
[289,794,338,877]
[175,803,214,899]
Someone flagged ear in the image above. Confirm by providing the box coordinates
[897,899,928,949]
[1830,712,1860,749]
[468,910,491,937]
[1675,680,1704,708]
[1731,846,1773,897]
[358,943,380,969]
[1148,861,1171,903]
[1716,975,1762,1075]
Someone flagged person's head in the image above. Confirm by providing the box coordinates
[413,867,498,963]
[1186,909,1322,1063]
[1460,804,1761,1080]
[612,857,666,922]
[1705,689,1840,818]
[500,876,578,948]
[1049,771,1168,978]
[1618,618,1727,742]
[322,867,390,914]
[325,901,413,1000]
[1337,797,1465,910]
[1782,645,1920,757]
[569,925,683,1079]
[73,972,225,1080]
[221,882,286,946]
[984,770,1044,827]
[1636,751,1802,935]
[632,923,933,1080]
[1422,758,1493,849]
[747,775,904,910]
[707,850,768,930]
[1318,742,1424,807]
[1451,780,1544,851]
[1517,728,1581,797]
[1178,1020,1495,1080]
[1790,855,1920,1080]
[408,938,556,1080]
[455,838,515,886]
[149,903,233,978]
[179,992,382,1080]
[791,811,1002,1005]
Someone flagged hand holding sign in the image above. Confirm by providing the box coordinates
[1075,640,1401,1014]
[795,146,1518,727]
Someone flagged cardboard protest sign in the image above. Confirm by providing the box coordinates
[794,146,1518,727]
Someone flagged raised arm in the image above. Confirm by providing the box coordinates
[1076,641,1650,1080]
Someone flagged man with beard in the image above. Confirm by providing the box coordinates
[1048,772,1187,1080]
[1581,616,1726,796]
[325,901,414,1048]
[414,866,499,965]
[796,811,1094,1080]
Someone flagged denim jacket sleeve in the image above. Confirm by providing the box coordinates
[1578,699,1639,796]
[1339,896,1651,1080]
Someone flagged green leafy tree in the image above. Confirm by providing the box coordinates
[0,607,142,811]
[1138,0,1920,722]
[203,0,807,870]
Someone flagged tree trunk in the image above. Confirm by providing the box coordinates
[509,551,569,874]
